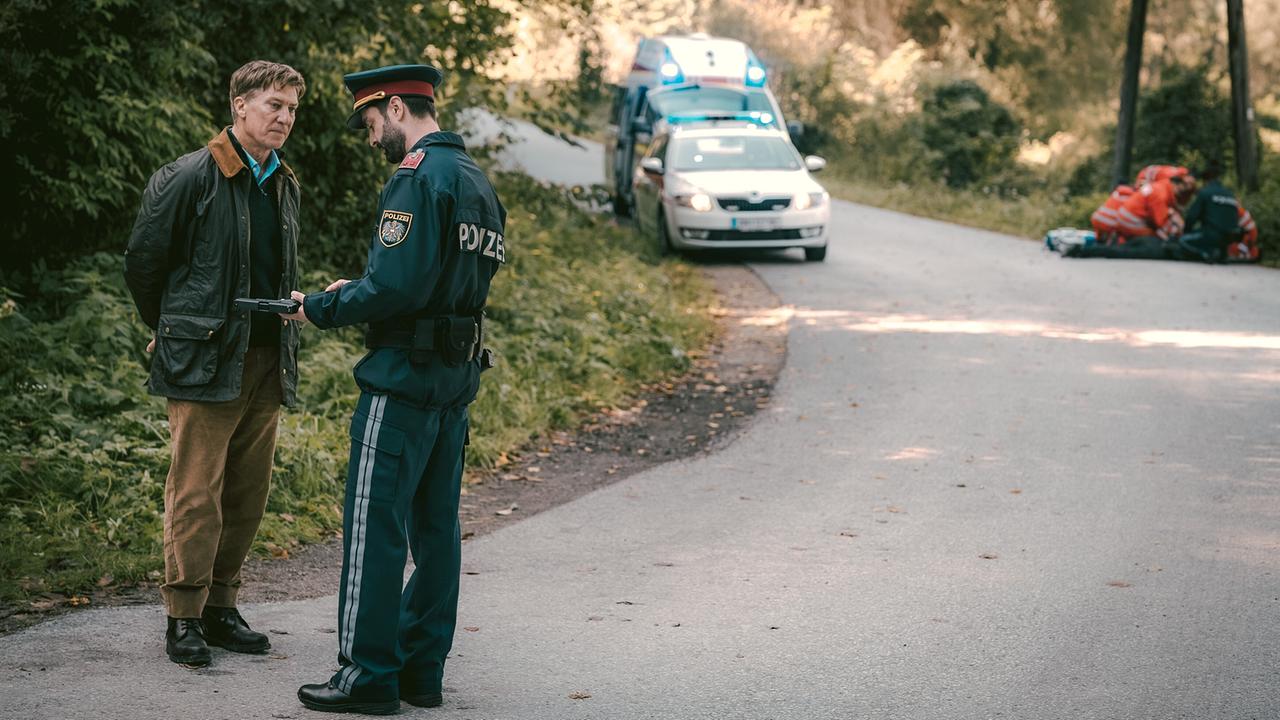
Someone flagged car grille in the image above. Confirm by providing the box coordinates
[717,196,792,212]
[703,229,807,240]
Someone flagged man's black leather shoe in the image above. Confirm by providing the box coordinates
[202,605,270,653]
[166,617,212,667]
[297,681,399,715]
[400,689,442,708]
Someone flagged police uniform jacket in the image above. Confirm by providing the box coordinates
[124,128,301,405]
[1183,180,1241,240]
[303,131,505,410]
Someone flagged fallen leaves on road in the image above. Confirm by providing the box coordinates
[568,692,592,700]
[1107,580,1132,588]
[839,531,859,538]
[464,626,480,632]
[1008,489,1022,495]
[979,553,999,560]
[495,504,518,516]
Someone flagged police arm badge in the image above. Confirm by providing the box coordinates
[379,210,413,248]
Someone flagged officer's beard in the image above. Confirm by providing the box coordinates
[377,125,408,164]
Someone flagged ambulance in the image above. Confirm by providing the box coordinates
[605,34,796,217]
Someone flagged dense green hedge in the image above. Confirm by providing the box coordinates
[0,174,713,604]
[0,0,529,273]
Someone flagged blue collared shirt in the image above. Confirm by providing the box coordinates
[243,147,280,186]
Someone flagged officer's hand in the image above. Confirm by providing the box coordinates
[146,337,156,353]
[281,290,309,325]
[325,278,350,292]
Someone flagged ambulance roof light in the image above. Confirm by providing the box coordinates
[745,51,767,87]
[660,47,685,85]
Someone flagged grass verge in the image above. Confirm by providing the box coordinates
[821,173,1097,241]
[0,173,715,610]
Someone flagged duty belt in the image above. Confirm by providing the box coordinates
[365,313,495,369]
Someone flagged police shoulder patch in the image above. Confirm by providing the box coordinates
[399,149,425,170]
[379,210,413,248]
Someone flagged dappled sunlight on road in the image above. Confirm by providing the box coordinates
[783,308,1280,353]
[721,305,794,327]
[884,447,940,461]
[1088,364,1280,384]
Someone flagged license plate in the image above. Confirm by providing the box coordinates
[732,217,777,231]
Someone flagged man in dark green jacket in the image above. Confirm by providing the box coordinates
[288,64,505,715]
[123,60,304,668]
[1178,161,1244,263]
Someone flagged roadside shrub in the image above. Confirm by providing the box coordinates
[911,79,1022,189]
[1240,153,1278,264]
[1068,64,1234,195]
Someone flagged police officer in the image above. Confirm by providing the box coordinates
[286,64,505,714]
[1178,161,1244,263]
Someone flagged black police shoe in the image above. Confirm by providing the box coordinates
[297,681,399,715]
[400,689,443,708]
[166,617,212,667]
[201,605,270,653]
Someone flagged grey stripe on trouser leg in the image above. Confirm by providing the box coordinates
[337,395,386,692]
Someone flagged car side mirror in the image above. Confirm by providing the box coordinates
[640,157,664,175]
[804,155,826,173]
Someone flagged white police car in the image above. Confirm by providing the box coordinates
[631,122,830,261]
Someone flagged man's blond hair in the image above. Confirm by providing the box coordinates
[229,60,306,116]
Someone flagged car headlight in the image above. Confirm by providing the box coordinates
[793,192,826,210]
[675,193,714,212]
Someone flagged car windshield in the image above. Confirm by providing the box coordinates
[648,86,777,124]
[669,136,802,172]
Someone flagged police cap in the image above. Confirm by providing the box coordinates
[343,64,444,130]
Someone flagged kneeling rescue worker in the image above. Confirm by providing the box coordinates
[284,64,505,714]
[1180,160,1260,262]
[1090,184,1134,246]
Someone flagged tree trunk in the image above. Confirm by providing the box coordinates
[1112,0,1148,189]
[1226,0,1258,191]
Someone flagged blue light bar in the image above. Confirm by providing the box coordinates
[665,111,775,126]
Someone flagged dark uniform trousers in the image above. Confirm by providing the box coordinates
[333,390,469,697]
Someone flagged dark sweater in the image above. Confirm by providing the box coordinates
[228,131,283,347]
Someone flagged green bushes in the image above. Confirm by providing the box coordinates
[0,0,526,273]
[914,80,1023,189]
[0,177,714,605]
[1241,154,1279,263]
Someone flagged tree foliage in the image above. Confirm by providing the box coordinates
[0,0,525,274]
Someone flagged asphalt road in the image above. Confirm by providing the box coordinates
[2,134,1278,719]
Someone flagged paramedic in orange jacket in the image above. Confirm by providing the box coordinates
[1114,175,1191,241]
[1233,205,1260,261]
[1134,164,1188,187]
[1090,185,1134,245]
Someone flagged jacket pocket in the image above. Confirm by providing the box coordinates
[156,312,225,387]
[347,410,406,503]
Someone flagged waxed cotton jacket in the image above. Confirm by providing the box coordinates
[124,128,301,405]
